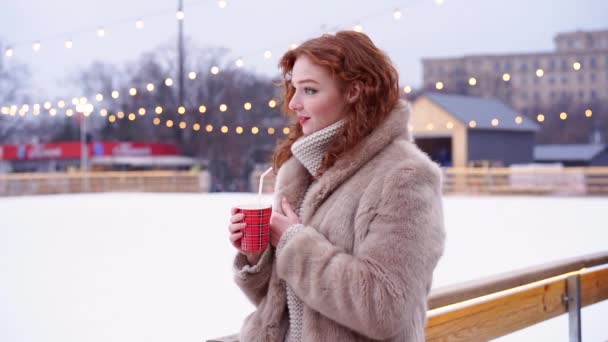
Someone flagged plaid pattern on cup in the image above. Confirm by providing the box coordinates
[236,205,272,251]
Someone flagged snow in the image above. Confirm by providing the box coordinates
[0,193,606,341]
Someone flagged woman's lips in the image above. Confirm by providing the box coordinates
[298,117,310,125]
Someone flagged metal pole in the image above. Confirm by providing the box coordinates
[80,112,86,172]
[565,274,582,342]
[178,0,184,110]
[177,0,187,145]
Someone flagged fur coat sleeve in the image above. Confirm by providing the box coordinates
[275,164,445,340]
[233,247,274,306]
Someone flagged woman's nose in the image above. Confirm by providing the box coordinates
[289,94,302,112]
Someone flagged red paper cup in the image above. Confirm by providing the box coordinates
[236,204,272,251]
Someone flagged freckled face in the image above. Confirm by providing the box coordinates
[288,56,348,135]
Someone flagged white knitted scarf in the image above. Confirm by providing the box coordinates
[280,119,345,342]
[291,119,346,177]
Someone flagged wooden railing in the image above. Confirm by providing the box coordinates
[442,167,608,196]
[208,251,608,342]
[2,167,608,196]
[0,170,209,196]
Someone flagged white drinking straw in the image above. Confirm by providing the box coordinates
[258,167,273,207]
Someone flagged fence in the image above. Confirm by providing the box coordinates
[2,167,608,197]
[208,251,608,341]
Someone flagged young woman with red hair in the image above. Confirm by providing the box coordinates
[228,31,445,341]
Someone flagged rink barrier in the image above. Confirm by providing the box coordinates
[0,170,209,196]
[2,167,608,196]
[208,251,608,341]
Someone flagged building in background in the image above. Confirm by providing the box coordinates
[0,141,198,173]
[411,93,539,167]
[421,29,608,114]
[534,144,608,166]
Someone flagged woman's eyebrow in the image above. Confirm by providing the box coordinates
[292,78,320,85]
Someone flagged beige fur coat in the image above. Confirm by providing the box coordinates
[233,101,446,341]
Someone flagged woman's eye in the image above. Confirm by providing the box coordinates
[304,87,317,95]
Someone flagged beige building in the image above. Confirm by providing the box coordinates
[421,30,608,113]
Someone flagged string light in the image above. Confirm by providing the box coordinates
[218,0,227,9]
[43,102,52,110]
[244,102,252,110]
[198,105,207,113]
[393,9,402,20]
[5,48,14,57]
[560,112,568,120]
[446,122,454,129]
[138,108,146,115]
[49,108,57,116]
[176,10,185,20]
[206,124,213,132]
[65,39,73,49]
[515,116,523,124]
[251,127,259,134]
[535,68,544,77]
[264,50,272,59]
[178,106,186,114]
[573,62,581,71]
[128,113,136,121]
[57,101,65,108]
[403,86,412,94]
[221,125,229,133]
[111,90,119,99]
[135,19,144,30]
[268,99,277,108]
[67,109,74,117]
[100,109,108,116]
[33,42,41,52]
[97,27,105,37]
[155,106,163,114]
[491,118,499,126]
[95,94,103,102]
[117,111,125,119]
[166,120,174,128]
[129,88,137,96]
[188,72,197,80]
[153,118,161,125]
[109,115,116,123]
[289,43,299,50]
[469,120,477,128]
[353,24,363,32]
[426,123,434,130]
[502,73,511,82]
[235,59,244,67]
[585,109,593,117]
[468,77,477,86]
[210,66,220,75]
[436,0,445,5]
[537,114,545,122]
[435,81,444,90]
[236,126,244,134]
[179,121,187,129]
[219,104,228,112]
[268,127,275,135]
[283,127,290,135]
[165,78,173,86]
[146,83,155,92]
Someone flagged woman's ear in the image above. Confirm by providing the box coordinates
[346,82,361,103]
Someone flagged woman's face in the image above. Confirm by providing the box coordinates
[288,55,348,136]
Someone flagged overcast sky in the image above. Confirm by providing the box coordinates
[1,0,607,100]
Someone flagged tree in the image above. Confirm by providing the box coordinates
[0,40,32,143]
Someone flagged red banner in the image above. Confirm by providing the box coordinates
[0,141,179,161]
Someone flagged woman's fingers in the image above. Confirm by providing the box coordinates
[230,213,245,223]
[229,232,243,242]
[228,222,246,233]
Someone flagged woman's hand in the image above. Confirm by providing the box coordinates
[269,197,300,248]
[228,207,263,265]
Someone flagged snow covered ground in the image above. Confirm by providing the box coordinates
[1,193,606,341]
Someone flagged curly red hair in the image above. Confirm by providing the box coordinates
[272,31,401,175]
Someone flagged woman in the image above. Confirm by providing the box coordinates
[228,31,445,341]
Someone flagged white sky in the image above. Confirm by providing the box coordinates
[1,0,607,100]
[0,193,607,341]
